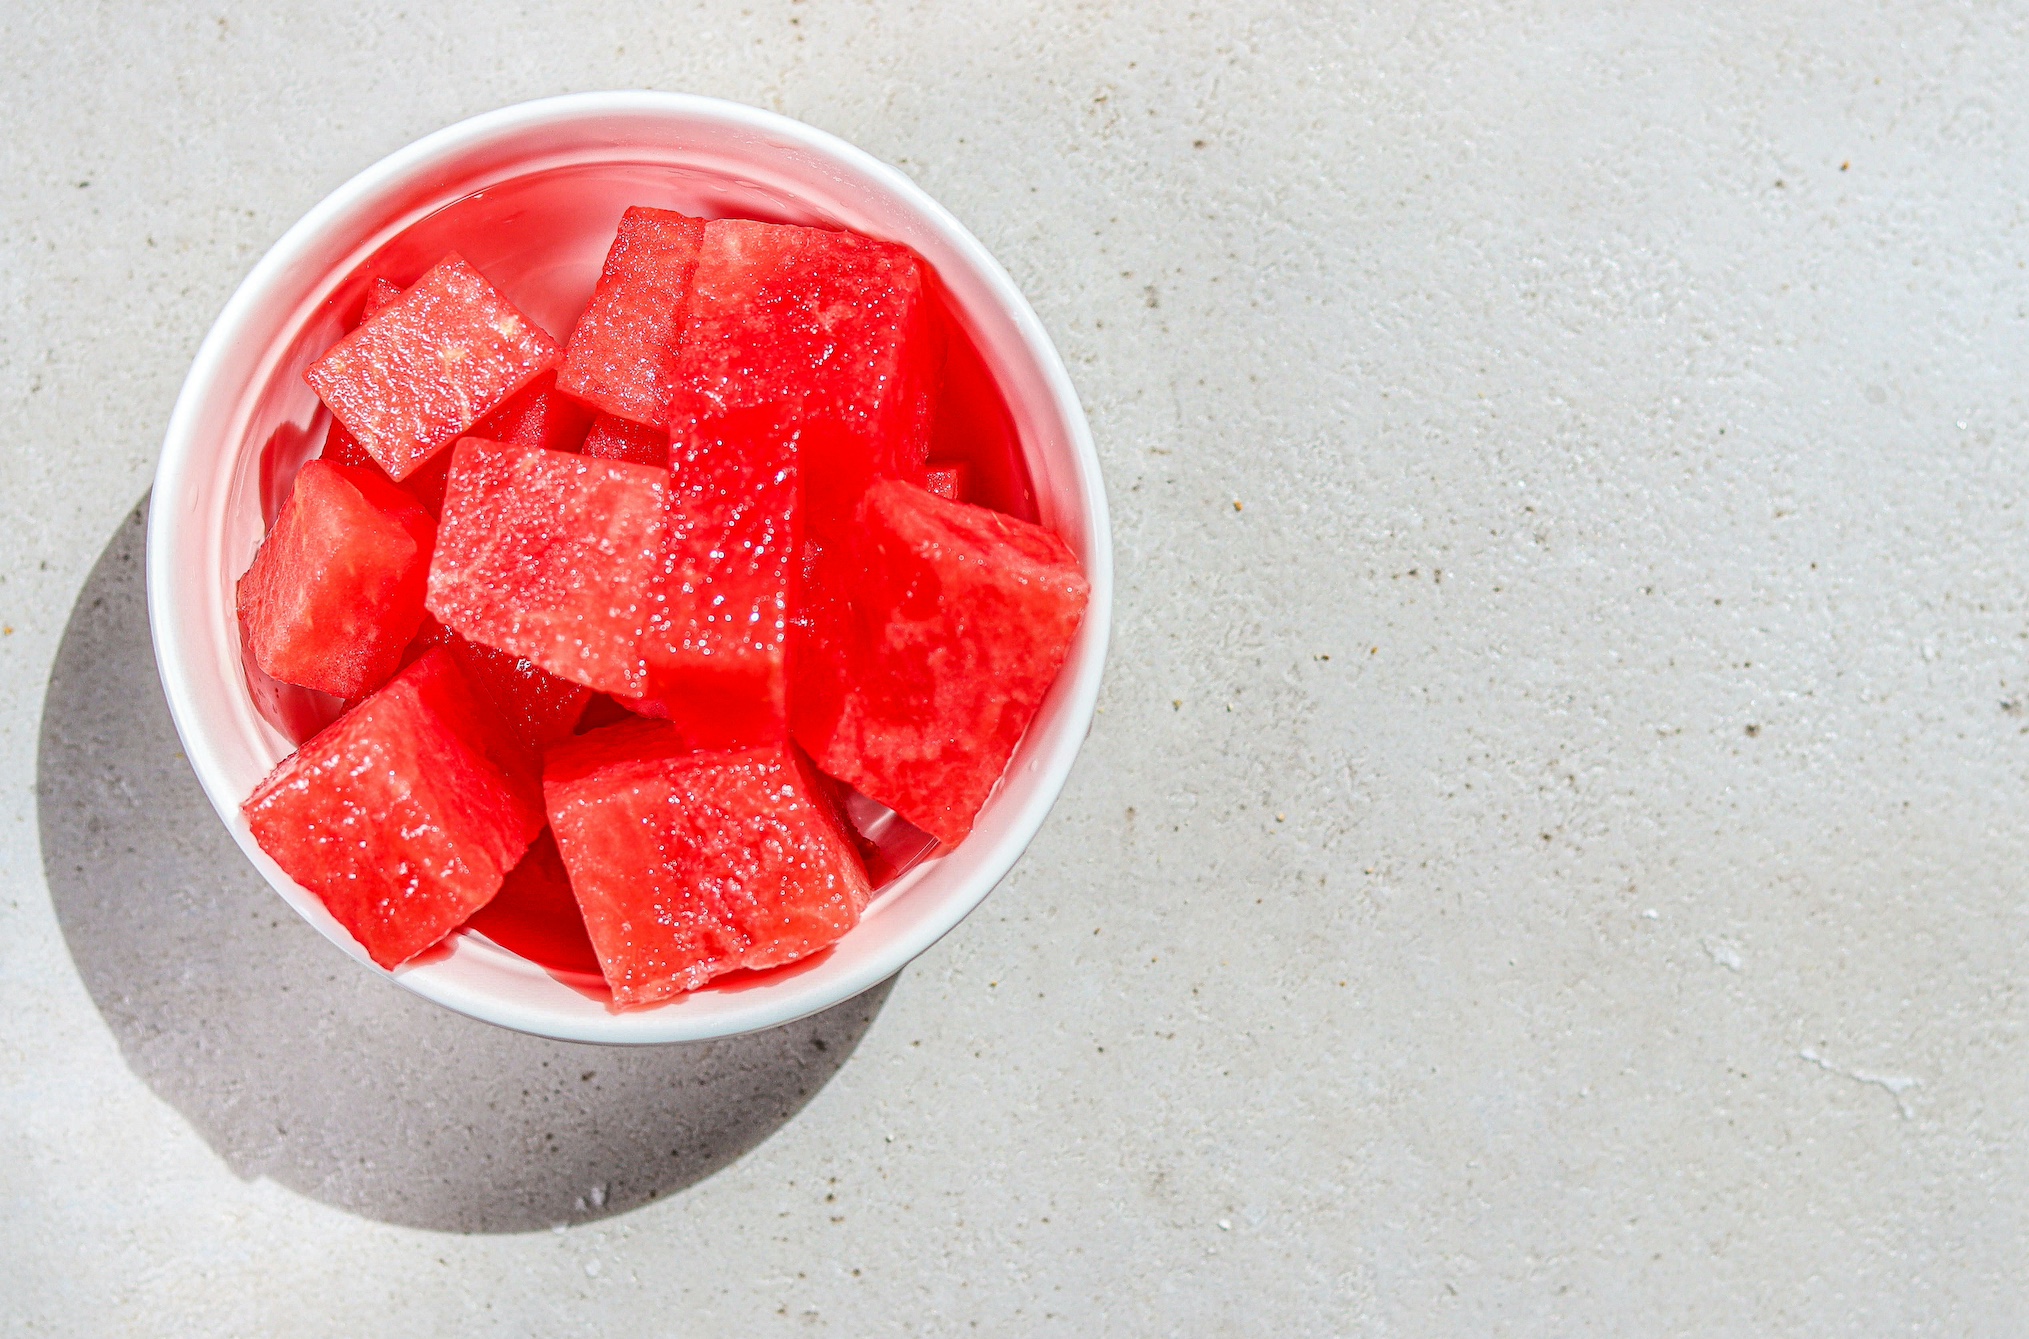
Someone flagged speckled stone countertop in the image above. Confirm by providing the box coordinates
[6,4,2026,1333]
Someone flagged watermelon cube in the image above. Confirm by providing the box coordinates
[235,459,436,698]
[786,534,851,760]
[361,275,405,319]
[582,412,668,466]
[319,275,470,518]
[409,616,590,754]
[320,277,407,469]
[573,692,643,734]
[305,254,559,482]
[559,207,705,426]
[470,369,596,455]
[791,480,1088,846]
[638,401,800,749]
[326,362,587,521]
[320,417,377,471]
[243,647,544,968]
[667,219,940,541]
[361,273,403,322]
[322,432,454,519]
[394,448,457,518]
[461,828,602,977]
[925,461,970,502]
[425,438,667,697]
[544,720,871,1004]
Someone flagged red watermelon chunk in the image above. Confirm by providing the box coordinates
[319,275,466,517]
[243,648,544,968]
[396,448,457,518]
[786,534,851,773]
[409,616,590,754]
[236,459,436,699]
[470,369,595,455]
[320,417,378,471]
[425,438,667,697]
[582,412,668,466]
[791,479,1088,846]
[361,276,405,318]
[667,219,940,542]
[925,461,970,502]
[571,692,640,735]
[544,720,870,1004]
[321,434,454,519]
[639,401,800,749]
[320,278,407,469]
[559,207,704,426]
[461,828,602,976]
[325,333,586,519]
[305,254,559,482]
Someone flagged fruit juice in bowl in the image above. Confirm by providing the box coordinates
[149,93,1111,1044]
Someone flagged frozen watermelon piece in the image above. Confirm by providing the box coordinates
[791,480,1088,846]
[426,438,667,697]
[470,369,595,454]
[559,207,705,426]
[544,721,870,1004]
[925,461,971,502]
[236,459,436,699]
[305,254,558,482]
[668,219,940,542]
[409,616,590,754]
[582,412,668,466]
[461,828,601,976]
[242,648,543,968]
[638,401,799,749]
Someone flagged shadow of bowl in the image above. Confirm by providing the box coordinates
[37,497,893,1233]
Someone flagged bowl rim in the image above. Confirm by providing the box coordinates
[145,91,1112,1044]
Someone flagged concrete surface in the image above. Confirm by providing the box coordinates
[4,2,2027,1333]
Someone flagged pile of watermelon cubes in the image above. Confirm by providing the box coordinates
[237,210,1089,1006]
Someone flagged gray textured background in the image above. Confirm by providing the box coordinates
[6,2,2028,1333]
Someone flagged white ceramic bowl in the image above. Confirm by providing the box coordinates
[148,93,1111,1044]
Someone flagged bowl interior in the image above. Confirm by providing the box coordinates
[151,95,1109,1043]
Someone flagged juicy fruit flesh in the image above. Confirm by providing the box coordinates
[328,367,590,520]
[470,369,596,456]
[668,219,940,543]
[462,828,601,976]
[426,438,668,697]
[582,412,668,466]
[559,207,704,426]
[409,616,590,755]
[320,278,406,470]
[243,648,542,968]
[544,721,871,1005]
[642,401,800,750]
[236,459,435,699]
[792,479,1089,846]
[306,254,559,482]
[925,461,970,502]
